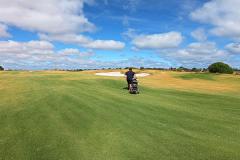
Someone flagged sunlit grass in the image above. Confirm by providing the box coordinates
[0,71,239,160]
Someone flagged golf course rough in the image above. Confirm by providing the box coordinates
[0,70,240,160]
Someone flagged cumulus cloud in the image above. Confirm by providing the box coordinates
[0,40,164,69]
[0,40,158,69]
[39,33,91,45]
[0,40,54,55]
[84,40,125,50]
[0,0,126,51]
[0,23,11,38]
[58,48,94,57]
[40,33,125,50]
[132,32,183,49]
[190,0,240,39]
[191,28,207,41]
[225,43,240,54]
[187,42,218,55]
[0,40,95,69]
[159,42,231,67]
[0,0,95,34]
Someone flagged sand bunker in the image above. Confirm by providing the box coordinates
[95,72,150,77]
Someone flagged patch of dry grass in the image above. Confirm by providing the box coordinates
[139,71,240,94]
[83,69,240,94]
[2,70,240,95]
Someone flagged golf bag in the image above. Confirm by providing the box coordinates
[129,78,139,94]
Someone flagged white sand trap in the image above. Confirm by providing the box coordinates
[96,72,124,77]
[136,73,150,77]
[95,72,150,77]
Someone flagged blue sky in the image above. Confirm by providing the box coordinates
[0,0,239,70]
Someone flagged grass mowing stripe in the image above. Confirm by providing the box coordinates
[0,71,239,160]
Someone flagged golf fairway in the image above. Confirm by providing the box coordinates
[0,71,240,160]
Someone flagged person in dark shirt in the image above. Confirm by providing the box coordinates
[125,68,135,90]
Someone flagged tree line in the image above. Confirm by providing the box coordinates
[1,62,239,74]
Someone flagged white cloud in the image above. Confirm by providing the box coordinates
[39,33,91,44]
[0,40,164,70]
[191,28,207,41]
[187,42,218,55]
[40,33,125,50]
[58,48,94,57]
[132,32,183,49]
[225,43,240,54]
[84,40,125,50]
[0,0,95,34]
[160,42,231,67]
[190,0,240,39]
[0,40,95,69]
[1,40,238,69]
[58,48,83,55]
[0,0,125,51]
[0,40,54,55]
[0,23,11,38]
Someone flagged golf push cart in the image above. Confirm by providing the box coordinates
[129,78,139,94]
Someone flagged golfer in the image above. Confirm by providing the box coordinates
[125,68,135,90]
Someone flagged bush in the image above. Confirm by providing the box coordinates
[208,62,233,74]
[0,66,4,71]
[177,66,191,72]
[191,68,201,72]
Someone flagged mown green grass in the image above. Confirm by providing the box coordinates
[175,73,215,81]
[0,71,240,160]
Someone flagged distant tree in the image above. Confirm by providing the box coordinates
[177,66,185,72]
[191,68,197,72]
[140,67,145,70]
[0,65,4,71]
[208,62,233,74]
[191,68,201,72]
[125,67,137,69]
[177,66,191,72]
[169,67,176,71]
